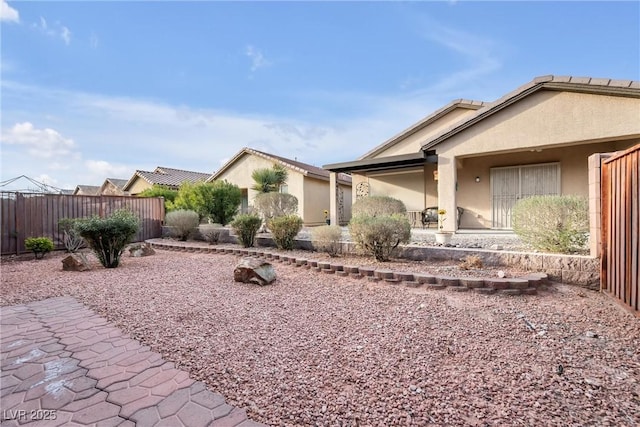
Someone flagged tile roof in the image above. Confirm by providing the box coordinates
[105,178,128,189]
[210,147,352,184]
[124,166,211,191]
[422,75,640,151]
[73,185,100,195]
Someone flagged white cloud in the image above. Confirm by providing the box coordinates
[61,26,71,45]
[0,79,448,189]
[84,160,132,180]
[1,122,78,159]
[32,16,72,45]
[0,0,19,23]
[245,45,272,72]
[90,32,99,49]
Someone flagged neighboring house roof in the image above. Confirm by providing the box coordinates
[105,178,128,189]
[99,178,130,195]
[209,147,352,185]
[73,185,100,195]
[123,166,211,191]
[422,75,640,151]
[360,99,486,160]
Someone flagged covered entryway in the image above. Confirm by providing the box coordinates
[490,163,560,228]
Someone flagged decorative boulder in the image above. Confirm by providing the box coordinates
[234,257,276,286]
[62,254,91,272]
[129,243,156,257]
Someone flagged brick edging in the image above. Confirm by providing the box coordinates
[145,240,549,296]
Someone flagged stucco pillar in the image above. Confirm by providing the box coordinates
[329,172,338,226]
[436,156,457,232]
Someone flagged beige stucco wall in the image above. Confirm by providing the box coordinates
[434,90,640,231]
[455,139,639,229]
[349,165,437,214]
[215,153,351,225]
[370,108,478,158]
[437,91,640,157]
[127,178,152,195]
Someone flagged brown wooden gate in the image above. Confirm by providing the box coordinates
[601,144,639,316]
[1,193,165,256]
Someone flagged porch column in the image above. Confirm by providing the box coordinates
[329,172,338,226]
[436,156,457,232]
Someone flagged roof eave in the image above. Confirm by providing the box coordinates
[324,152,433,173]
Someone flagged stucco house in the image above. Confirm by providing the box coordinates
[73,185,100,196]
[123,166,210,196]
[324,75,640,231]
[99,178,129,196]
[207,147,352,225]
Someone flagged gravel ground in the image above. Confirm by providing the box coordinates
[2,250,638,426]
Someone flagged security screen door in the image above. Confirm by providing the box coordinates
[490,163,560,229]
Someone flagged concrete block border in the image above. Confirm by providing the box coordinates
[146,239,554,296]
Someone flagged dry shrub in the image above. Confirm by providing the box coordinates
[352,196,406,217]
[311,225,343,257]
[460,255,483,270]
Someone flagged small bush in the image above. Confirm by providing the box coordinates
[352,196,407,217]
[137,185,179,212]
[230,214,262,248]
[58,218,85,253]
[24,237,54,259]
[170,181,242,224]
[165,210,200,241]
[512,195,588,253]
[254,193,299,221]
[199,224,225,245]
[75,209,140,268]
[348,214,411,261]
[268,215,303,250]
[311,225,343,256]
[460,255,483,270]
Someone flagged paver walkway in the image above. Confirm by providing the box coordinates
[1,296,265,427]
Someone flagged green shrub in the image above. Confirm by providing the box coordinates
[171,181,242,224]
[58,218,85,253]
[75,209,140,268]
[311,225,343,256]
[268,215,303,250]
[512,195,589,253]
[254,192,299,221]
[348,214,411,261]
[165,210,199,241]
[137,185,179,211]
[230,214,262,248]
[352,196,407,217]
[24,237,55,259]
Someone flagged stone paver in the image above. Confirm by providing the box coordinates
[1,296,265,426]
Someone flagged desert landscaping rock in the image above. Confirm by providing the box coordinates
[2,250,639,426]
[233,257,276,286]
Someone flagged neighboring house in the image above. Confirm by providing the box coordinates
[324,75,640,231]
[73,185,100,196]
[99,178,129,196]
[123,166,211,195]
[207,147,352,225]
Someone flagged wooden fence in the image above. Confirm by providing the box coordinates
[601,144,639,316]
[1,193,165,256]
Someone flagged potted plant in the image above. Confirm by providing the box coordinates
[434,209,453,245]
[323,209,330,225]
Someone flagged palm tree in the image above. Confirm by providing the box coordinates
[251,164,288,193]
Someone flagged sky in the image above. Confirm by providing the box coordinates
[1,0,639,192]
